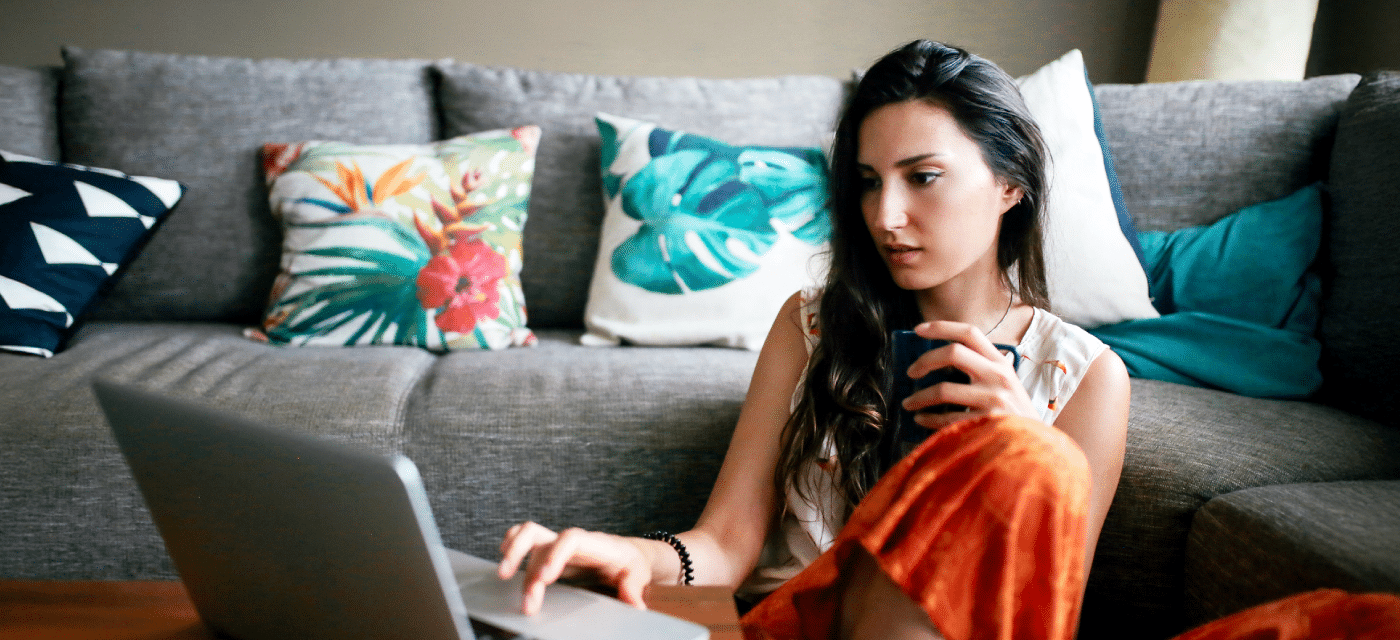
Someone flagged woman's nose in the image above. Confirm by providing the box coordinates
[874,187,909,230]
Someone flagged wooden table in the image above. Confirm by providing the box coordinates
[0,581,741,639]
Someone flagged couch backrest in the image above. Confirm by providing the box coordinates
[0,64,61,161]
[29,49,1382,354]
[1094,74,1359,233]
[60,47,438,324]
[1319,71,1400,427]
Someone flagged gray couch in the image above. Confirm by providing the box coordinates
[2,47,1398,639]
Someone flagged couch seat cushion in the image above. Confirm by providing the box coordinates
[1080,378,1400,639]
[1184,480,1400,627]
[60,48,437,324]
[404,329,758,557]
[0,321,434,578]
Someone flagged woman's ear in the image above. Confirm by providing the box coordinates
[998,182,1024,215]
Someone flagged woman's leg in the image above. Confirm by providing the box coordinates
[839,546,945,640]
[1170,589,1400,640]
[742,414,1091,640]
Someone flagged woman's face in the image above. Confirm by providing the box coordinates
[857,99,1022,294]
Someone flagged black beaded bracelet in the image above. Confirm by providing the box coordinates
[641,531,694,586]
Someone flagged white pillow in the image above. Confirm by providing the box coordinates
[580,113,831,349]
[1017,49,1159,327]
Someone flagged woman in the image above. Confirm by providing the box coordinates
[499,39,1127,639]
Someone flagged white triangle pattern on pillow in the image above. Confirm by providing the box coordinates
[0,274,72,328]
[31,222,120,275]
[0,183,29,206]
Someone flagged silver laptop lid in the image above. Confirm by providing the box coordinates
[94,380,473,640]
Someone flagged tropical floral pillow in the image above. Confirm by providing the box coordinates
[250,127,540,350]
[581,113,831,349]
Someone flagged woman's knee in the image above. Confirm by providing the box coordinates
[917,414,1091,501]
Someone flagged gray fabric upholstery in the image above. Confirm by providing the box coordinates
[1094,75,1358,232]
[60,48,437,324]
[4,49,1397,639]
[1320,71,1400,428]
[1184,480,1400,627]
[0,322,433,578]
[434,63,846,328]
[404,330,757,557]
[0,65,61,160]
[1079,378,1400,639]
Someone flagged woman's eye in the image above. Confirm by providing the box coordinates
[859,175,880,192]
[910,171,942,186]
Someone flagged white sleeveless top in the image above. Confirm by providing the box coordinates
[736,289,1109,598]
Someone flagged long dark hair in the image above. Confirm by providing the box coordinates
[777,40,1050,516]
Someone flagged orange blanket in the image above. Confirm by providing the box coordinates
[739,415,1400,640]
[742,415,1089,640]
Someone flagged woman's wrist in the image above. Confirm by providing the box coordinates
[641,531,694,585]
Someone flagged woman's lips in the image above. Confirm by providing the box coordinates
[885,245,922,266]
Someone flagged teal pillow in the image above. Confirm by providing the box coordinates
[1141,183,1322,328]
[1091,183,1324,398]
[581,112,831,348]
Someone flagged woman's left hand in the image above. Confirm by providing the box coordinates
[901,320,1039,430]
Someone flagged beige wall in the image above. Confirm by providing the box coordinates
[1,0,1159,83]
[4,0,1391,84]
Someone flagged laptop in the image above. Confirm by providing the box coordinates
[92,380,709,640]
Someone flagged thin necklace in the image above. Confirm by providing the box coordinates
[985,290,1014,338]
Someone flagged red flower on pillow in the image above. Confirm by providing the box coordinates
[415,234,506,334]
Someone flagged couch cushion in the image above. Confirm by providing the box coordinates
[403,329,757,557]
[1320,71,1400,429]
[0,65,60,161]
[0,321,434,578]
[1184,480,1400,627]
[434,62,846,329]
[1079,378,1400,640]
[1094,74,1358,232]
[60,48,437,324]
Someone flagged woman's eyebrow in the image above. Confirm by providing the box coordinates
[857,152,947,171]
[895,152,945,167]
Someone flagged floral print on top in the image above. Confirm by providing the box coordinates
[737,288,1110,598]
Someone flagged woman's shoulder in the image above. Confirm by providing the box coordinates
[1019,308,1109,379]
[1017,308,1112,421]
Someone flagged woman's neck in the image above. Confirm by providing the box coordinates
[912,262,1021,340]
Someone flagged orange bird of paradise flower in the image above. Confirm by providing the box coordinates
[312,157,425,212]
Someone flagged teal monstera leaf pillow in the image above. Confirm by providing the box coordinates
[582,113,831,349]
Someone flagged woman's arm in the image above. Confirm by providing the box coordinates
[1049,348,1130,573]
[680,290,812,587]
[498,291,812,613]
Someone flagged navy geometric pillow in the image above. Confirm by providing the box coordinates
[0,150,184,356]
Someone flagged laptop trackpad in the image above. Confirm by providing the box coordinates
[457,571,594,620]
[446,549,708,640]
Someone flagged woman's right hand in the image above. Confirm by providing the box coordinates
[498,521,655,615]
